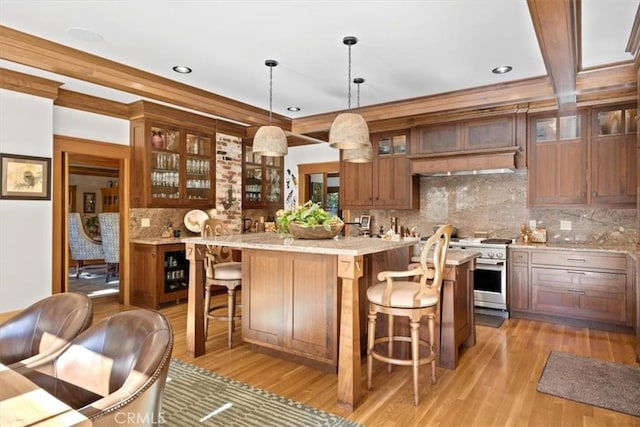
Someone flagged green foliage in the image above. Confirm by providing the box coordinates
[276,201,343,233]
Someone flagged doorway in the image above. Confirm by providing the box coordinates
[52,136,130,305]
[297,162,340,214]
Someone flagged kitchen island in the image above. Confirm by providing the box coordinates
[182,233,478,411]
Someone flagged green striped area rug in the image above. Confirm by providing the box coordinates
[161,359,360,426]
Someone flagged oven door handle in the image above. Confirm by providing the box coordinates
[476,259,505,268]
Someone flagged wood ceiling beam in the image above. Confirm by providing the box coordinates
[0,67,61,99]
[527,0,578,109]
[0,25,291,129]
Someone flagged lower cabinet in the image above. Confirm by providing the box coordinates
[130,242,189,309]
[508,247,634,328]
[241,249,338,368]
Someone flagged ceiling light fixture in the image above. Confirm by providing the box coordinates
[328,36,370,150]
[343,77,372,163]
[172,65,192,74]
[287,106,301,112]
[253,59,288,157]
[492,65,513,74]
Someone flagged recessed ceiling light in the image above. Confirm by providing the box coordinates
[67,27,103,42]
[287,106,301,112]
[492,65,513,74]
[173,65,192,74]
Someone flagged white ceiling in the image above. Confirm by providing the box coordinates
[0,0,638,120]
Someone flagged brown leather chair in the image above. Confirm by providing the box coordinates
[0,293,93,369]
[366,224,452,406]
[17,309,173,427]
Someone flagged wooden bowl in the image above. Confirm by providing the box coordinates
[288,222,344,239]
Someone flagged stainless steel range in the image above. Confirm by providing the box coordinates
[449,237,512,314]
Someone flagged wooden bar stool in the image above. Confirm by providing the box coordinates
[366,224,452,405]
[201,218,242,348]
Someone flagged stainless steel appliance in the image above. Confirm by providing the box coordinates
[449,237,512,314]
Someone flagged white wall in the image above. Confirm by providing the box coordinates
[0,94,129,312]
[54,107,129,144]
[0,90,54,311]
[284,143,338,209]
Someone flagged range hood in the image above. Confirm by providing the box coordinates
[409,148,519,177]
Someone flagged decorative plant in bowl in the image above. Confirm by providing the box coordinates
[276,201,344,239]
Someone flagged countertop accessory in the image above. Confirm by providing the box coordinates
[288,221,344,239]
[252,59,287,156]
[184,209,209,233]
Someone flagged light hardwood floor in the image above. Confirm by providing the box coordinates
[6,294,639,426]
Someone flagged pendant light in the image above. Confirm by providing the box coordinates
[253,59,288,157]
[328,36,370,150]
[343,77,372,163]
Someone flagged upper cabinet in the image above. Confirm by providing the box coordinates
[590,104,637,206]
[341,130,419,210]
[528,104,637,208]
[130,101,217,208]
[242,142,284,209]
[412,114,516,155]
[528,111,587,206]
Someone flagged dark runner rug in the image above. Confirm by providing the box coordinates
[537,351,640,417]
[475,312,505,328]
[161,359,361,426]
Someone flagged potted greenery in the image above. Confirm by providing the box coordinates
[276,201,344,239]
[84,215,99,238]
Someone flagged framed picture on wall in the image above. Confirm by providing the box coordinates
[83,192,96,213]
[0,153,51,200]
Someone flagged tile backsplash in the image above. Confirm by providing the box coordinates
[351,173,637,244]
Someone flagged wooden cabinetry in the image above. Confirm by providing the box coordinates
[130,241,189,309]
[528,111,587,206]
[509,249,530,311]
[100,187,119,212]
[241,249,338,368]
[412,115,515,155]
[130,101,216,208]
[341,131,419,209]
[508,247,633,329]
[591,104,637,206]
[529,104,637,208]
[242,142,284,209]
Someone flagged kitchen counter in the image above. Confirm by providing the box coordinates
[510,241,637,260]
[411,248,482,265]
[182,233,418,256]
[181,233,416,411]
[129,237,184,245]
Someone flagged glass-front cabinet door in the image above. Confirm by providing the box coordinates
[150,125,181,202]
[242,143,284,209]
[185,133,213,201]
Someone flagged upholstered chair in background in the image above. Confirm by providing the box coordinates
[16,309,173,427]
[366,223,452,405]
[0,293,93,368]
[201,218,242,348]
[98,213,120,282]
[68,212,104,278]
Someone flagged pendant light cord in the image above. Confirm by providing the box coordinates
[269,64,273,124]
[347,43,352,111]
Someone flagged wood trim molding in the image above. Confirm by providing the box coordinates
[527,0,578,108]
[0,25,290,129]
[56,88,130,119]
[0,67,61,99]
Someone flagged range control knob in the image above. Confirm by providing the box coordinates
[488,251,495,258]
[495,252,504,259]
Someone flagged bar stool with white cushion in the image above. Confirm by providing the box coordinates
[366,223,452,405]
[201,218,242,348]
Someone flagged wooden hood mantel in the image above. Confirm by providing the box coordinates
[408,148,519,176]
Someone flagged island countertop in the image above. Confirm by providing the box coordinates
[181,233,417,256]
[411,248,481,266]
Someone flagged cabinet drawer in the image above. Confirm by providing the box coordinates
[531,267,626,294]
[510,250,529,266]
[531,284,627,323]
[531,251,627,271]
